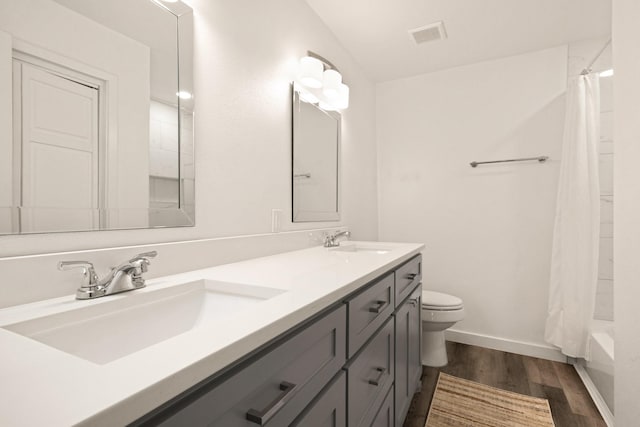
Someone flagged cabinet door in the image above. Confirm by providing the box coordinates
[407,285,422,396]
[394,283,422,426]
[291,371,346,427]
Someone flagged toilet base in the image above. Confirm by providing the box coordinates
[421,330,448,367]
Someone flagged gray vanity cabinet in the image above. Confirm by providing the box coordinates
[393,283,422,427]
[133,254,424,427]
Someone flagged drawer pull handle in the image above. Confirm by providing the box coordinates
[368,300,388,314]
[406,273,418,281]
[409,297,419,307]
[368,367,387,386]
[246,381,297,425]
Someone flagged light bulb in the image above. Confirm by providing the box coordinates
[334,83,349,110]
[299,56,323,88]
[322,69,342,98]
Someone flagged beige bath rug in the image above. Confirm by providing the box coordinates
[425,373,555,426]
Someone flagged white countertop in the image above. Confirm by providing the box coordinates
[0,241,423,426]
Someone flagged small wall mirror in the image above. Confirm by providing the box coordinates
[292,89,340,222]
[0,0,194,234]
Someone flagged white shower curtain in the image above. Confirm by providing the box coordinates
[545,73,600,359]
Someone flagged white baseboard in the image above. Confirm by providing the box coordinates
[573,363,615,427]
[445,329,567,363]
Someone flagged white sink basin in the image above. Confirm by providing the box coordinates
[330,244,391,254]
[3,280,285,365]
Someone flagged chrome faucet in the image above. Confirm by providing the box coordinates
[324,230,351,248]
[58,251,158,300]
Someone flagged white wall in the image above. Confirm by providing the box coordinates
[0,0,378,306]
[613,0,640,423]
[377,46,567,354]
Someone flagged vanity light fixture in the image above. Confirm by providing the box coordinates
[295,51,350,111]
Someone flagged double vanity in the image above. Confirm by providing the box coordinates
[0,241,424,426]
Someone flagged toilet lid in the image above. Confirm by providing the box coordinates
[422,290,463,310]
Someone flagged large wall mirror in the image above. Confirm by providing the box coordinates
[0,0,194,234]
[292,89,340,222]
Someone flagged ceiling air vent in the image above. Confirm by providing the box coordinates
[409,21,447,45]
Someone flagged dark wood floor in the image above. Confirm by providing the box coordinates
[403,342,606,427]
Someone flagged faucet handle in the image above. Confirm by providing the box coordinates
[58,261,99,288]
[323,232,335,248]
[129,251,157,275]
[129,251,157,263]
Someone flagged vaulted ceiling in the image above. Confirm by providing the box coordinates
[305,0,612,82]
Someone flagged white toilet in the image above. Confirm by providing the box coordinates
[421,290,465,367]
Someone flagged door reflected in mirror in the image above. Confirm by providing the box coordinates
[292,89,340,222]
[0,0,194,234]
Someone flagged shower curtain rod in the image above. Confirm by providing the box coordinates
[581,38,612,75]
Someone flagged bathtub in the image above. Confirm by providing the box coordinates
[575,320,614,426]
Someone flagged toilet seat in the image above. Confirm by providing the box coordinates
[422,290,463,311]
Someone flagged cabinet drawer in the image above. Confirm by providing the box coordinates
[347,273,394,357]
[291,371,346,427]
[154,305,347,427]
[395,255,421,307]
[346,317,395,427]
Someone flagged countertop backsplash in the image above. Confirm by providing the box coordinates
[0,228,346,309]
